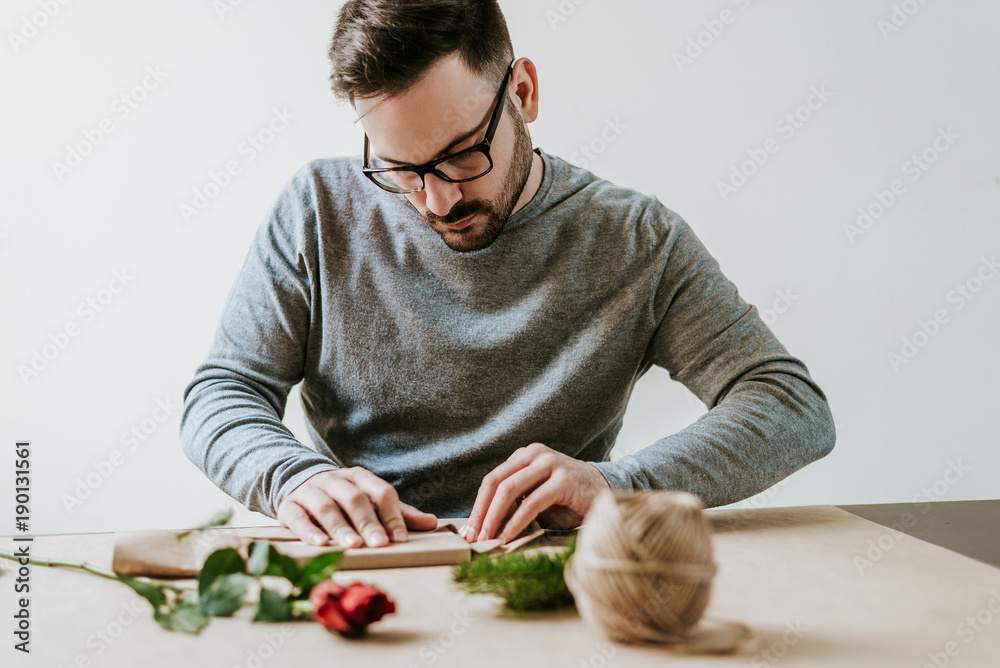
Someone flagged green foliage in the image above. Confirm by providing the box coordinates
[198,548,246,598]
[116,573,209,633]
[254,587,295,622]
[119,536,345,634]
[156,602,210,634]
[175,507,234,540]
[248,539,304,585]
[115,573,167,611]
[199,573,254,617]
[451,536,577,612]
[295,550,345,592]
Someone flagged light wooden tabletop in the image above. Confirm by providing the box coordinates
[3,504,999,667]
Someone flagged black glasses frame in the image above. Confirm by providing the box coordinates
[361,60,515,194]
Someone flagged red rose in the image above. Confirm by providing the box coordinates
[309,580,396,637]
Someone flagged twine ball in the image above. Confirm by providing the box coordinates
[563,489,749,653]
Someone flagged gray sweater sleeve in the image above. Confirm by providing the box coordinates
[179,173,338,519]
[591,212,836,507]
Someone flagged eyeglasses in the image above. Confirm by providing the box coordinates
[361,60,515,194]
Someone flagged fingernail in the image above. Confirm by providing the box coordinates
[343,533,363,548]
[365,531,387,547]
[392,528,407,542]
[311,533,327,545]
[477,529,487,542]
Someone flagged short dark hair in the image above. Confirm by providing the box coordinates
[328,0,515,106]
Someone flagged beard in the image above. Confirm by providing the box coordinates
[420,115,534,253]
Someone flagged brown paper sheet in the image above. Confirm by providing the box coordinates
[111,520,559,578]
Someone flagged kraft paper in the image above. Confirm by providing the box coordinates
[111,520,555,578]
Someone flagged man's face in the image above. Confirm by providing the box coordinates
[356,53,534,253]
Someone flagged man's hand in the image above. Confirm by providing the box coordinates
[276,467,437,548]
[460,442,612,544]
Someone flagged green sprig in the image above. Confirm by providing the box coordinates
[451,536,576,612]
[175,507,234,540]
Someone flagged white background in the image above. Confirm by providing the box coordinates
[2,0,998,534]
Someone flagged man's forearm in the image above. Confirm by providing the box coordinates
[180,369,340,518]
[591,363,835,507]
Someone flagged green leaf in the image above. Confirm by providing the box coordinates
[205,506,234,527]
[253,587,293,622]
[247,540,270,576]
[155,602,210,634]
[199,547,247,598]
[116,574,214,634]
[199,573,253,617]
[245,540,301,583]
[116,574,167,611]
[176,507,234,540]
[264,545,302,583]
[296,550,344,593]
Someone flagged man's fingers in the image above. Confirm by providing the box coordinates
[463,448,534,542]
[497,477,564,544]
[319,474,391,547]
[345,467,410,542]
[276,467,440,547]
[277,499,334,546]
[400,502,439,532]
[475,464,549,542]
[281,489,362,548]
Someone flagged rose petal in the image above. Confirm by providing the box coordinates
[309,580,395,638]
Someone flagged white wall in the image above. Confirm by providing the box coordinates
[2,1,997,534]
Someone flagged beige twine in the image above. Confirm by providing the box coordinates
[563,489,754,653]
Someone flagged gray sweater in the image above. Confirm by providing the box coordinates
[179,147,836,519]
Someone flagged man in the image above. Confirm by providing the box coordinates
[180,0,836,550]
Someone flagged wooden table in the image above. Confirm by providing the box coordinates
[3,504,999,667]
